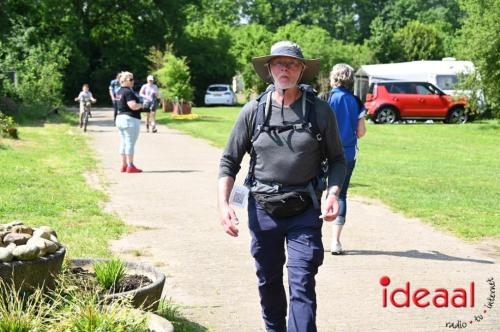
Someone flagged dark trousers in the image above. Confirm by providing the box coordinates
[248,197,324,332]
[338,159,356,219]
[112,101,118,124]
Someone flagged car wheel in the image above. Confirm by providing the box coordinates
[375,106,398,124]
[446,107,468,124]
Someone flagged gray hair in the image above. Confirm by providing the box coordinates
[329,63,354,89]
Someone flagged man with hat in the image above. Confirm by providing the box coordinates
[218,41,346,331]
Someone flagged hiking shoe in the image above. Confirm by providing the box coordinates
[120,165,128,173]
[126,165,143,173]
[152,126,157,133]
[331,241,343,255]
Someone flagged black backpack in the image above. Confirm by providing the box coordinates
[244,84,327,188]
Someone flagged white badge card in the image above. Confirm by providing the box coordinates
[229,185,249,209]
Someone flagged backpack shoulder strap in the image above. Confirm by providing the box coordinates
[245,88,273,186]
[251,89,273,143]
[303,90,327,164]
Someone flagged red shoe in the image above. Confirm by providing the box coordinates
[121,165,128,173]
[126,165,143,173]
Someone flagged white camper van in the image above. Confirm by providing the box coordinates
[354,58,477,102]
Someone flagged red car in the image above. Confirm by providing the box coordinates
[365,81,469,124]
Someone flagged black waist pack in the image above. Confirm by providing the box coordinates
[252,191,312,219]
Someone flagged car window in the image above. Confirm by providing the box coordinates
[436,75,458,90]
[415,83,433,95]
[208,86,229,92]
[426,84,442,95]
[385,83,414,94]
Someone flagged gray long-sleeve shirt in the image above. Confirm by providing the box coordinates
[219,93,346,191]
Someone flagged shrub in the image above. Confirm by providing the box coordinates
[155,51,194,103]
[0,111,18,139]
[0,25,70,120]
[93,258,127,291]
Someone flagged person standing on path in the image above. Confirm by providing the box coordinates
[328,64,366,255]
[109,73,121,124]
[115,71,144,173]
[218,41,346,332]
[139,75,159,133]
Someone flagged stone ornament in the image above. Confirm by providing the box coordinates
[0,221,61,262]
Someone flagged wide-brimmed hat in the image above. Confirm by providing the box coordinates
[251,41,320,84]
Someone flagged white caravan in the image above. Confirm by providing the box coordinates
[354,58,477,102]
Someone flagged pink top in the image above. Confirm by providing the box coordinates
[139,83,159,101]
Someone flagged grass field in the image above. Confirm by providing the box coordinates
[0,112,127,257]
[157,107,500,240]
[156,107,241,147]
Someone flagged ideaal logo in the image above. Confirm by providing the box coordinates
[380,276,475,308]
[379,276,496,329]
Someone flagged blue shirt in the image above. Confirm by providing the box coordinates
[329,87,366,161]
[109,79,120,97]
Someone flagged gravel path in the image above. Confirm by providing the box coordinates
[87,108,499,331]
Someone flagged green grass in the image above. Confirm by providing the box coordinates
[158,107,500,240]
[156,107,241,147]
[0,112,127,257]
[352,120,500,240]
[156,299,209,332]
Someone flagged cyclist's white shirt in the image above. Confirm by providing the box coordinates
[77,91,93,112]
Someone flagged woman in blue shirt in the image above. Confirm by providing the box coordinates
[328,63,367,254]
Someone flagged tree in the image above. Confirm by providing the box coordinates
[366,0,462,62]
[392,20,445,62]
[240,0,385,43]
[274,22,374,92]
[455,0,500,118]
[229,24,274,94]
[0,24,70,118]
[0,0,200,103]
[177,15,237,104]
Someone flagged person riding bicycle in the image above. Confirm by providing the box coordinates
[139,75,159,133]
[74,84,96,128]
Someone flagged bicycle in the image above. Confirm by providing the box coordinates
[79,96,93,132]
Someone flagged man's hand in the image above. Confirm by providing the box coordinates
[219,203,239,237]
[320,194,339,222]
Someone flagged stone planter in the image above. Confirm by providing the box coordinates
[0,245,66,291]
[161,99,173,113]
[173,102,191,115]
[70,258,166,311]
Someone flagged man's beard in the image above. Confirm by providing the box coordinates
[273,76,298,92]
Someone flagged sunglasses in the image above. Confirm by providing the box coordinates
[269,60,303,70]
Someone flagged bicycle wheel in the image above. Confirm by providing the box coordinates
[83,111,89,132]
